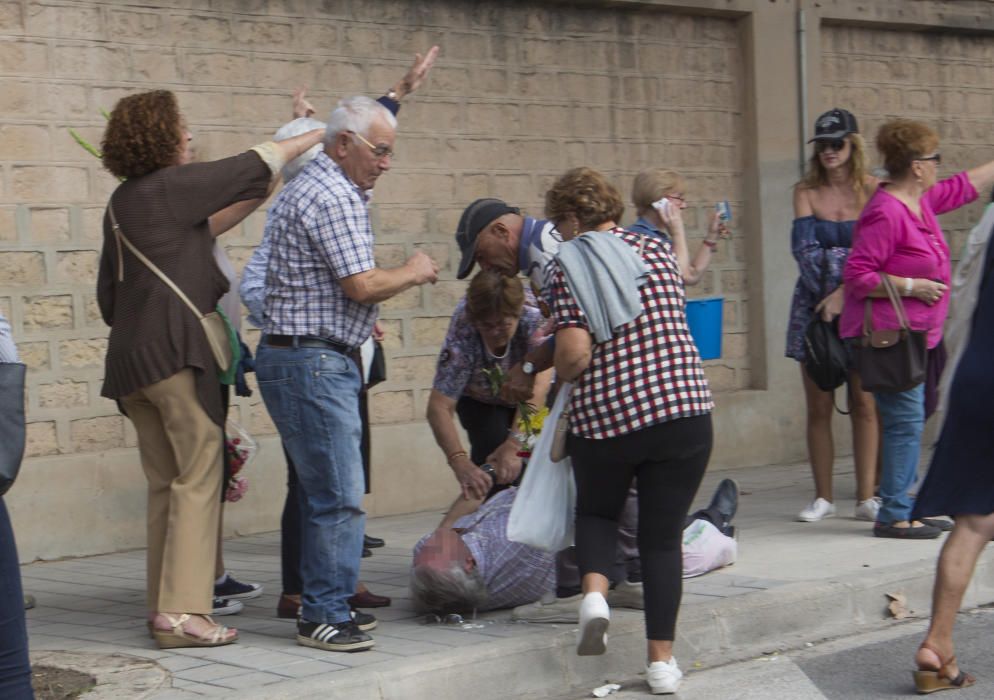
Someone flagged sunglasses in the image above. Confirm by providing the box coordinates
[916,153,942,165]
[815,138,847,153]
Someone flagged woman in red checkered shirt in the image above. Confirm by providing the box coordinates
[544,167,713,695]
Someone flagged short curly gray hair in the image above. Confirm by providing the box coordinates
[410,562,488,614]
[273,117,326,182]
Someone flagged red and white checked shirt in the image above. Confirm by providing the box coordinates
[548,228,713,439]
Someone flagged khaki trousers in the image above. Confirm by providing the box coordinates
[122,368,221,614]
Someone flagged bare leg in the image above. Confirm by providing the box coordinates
[801,366,835,502]
[847,372,879,503]
[581,572,610,597]
[916,513,994,676]
[648,639,675,663]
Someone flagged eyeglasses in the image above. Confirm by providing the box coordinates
[916,153,942,165]
[349,131,395,160]
[815,139,847,153]
[667,193,686,203]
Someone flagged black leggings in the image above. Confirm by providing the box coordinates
[569,414,712,641]
[456,396,518,500]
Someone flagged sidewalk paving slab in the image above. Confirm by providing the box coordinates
[21,460,994,699]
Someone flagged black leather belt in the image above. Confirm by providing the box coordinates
[264,335,356,355]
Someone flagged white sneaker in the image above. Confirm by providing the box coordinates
[576,592,609,656]
[647,657,683,694]
[797,497,836,522]
[854,497,882,522]
[512,592,582,623]
[606,580,644,610]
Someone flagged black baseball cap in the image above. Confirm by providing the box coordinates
[455,198,521,280]
[808,108,859,142]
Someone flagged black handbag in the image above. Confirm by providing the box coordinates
[367,340,387,388]
[803,317,848,392]
[854,276,928,393]
[0,362,27,496]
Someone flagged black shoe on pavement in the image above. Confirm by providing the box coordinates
[708,478,739,531]
[297,618,374,652]
[364,534,386,549]
[350,608,377,631]
[214,573,263,601]
[212,597,244,616]
[919,518,953,532]
[874,522,941,539]
[362,547,372,558]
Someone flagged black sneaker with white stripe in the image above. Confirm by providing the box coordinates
[297,618,374,652]
[350,608,377,631]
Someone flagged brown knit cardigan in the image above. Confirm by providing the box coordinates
[97,151,271,426]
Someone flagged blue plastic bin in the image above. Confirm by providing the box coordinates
[685,297,723,360]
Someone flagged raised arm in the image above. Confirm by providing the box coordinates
[966,158,994,198]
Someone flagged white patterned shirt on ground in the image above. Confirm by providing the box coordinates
[261,151,377,348]
[681,519,737,579]
[547,227,713,439]
[432,297,549,405]
[413,488,555,611]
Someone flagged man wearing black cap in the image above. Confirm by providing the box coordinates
[455,198,562,402]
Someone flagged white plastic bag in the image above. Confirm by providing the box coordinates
[506,382,575,551]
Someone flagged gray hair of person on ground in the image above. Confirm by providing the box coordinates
[273,117,326,182]
[409,562,488,614]
[324,95,397,146]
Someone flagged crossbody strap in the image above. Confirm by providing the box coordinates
[108,202,207,322]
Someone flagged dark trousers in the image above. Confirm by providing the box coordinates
[569,414,712,641]
[0,498,33,699]
[280,391,371,596]
[455,396,518,499]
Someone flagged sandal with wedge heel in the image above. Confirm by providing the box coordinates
[152,613,238,649]
[913,642,975,694]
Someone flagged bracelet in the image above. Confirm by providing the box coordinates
[508,430,526,444]
[446,450,468,464]
[904,277,914,296]
[703,239,718,250]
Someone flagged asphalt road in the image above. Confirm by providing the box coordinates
[548,608,994,699]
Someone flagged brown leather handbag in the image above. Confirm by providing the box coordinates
[854,276,928,393]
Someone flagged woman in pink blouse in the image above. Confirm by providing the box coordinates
[841,119,994,539]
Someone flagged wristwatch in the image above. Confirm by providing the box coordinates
[478,463,497,479]
[522,360,536,376]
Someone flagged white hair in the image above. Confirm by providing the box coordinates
[273,117,326,182]
[324,95,397,146]
[409,562,488,614]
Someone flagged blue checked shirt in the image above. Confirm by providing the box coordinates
[413,488,555,610]
[262,152,377,347]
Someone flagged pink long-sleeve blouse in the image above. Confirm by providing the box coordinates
[840,172,977,349]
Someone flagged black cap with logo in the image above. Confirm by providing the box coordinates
[808,108,859,142]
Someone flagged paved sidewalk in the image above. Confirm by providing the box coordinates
[22,460,994,699]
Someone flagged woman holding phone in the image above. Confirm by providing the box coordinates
[629,169,730,285]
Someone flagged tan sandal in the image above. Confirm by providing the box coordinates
[152,613,237,649]
[913,642,975,694]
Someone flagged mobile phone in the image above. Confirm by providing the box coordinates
[652,197,671,216]
[715,200,732,222]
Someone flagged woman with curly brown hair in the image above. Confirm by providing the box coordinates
[787,108,881,524]
[97,89,322,649]
[545,167,713,694]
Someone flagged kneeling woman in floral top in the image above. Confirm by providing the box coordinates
[545,167,713,695]
[427,270,551,510]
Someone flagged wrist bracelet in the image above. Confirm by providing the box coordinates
[904,277,914,296]
[703,239,718,250]
[508,430,526,444]
[446,450,467,464]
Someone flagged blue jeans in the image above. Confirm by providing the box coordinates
[874,384,925,525]
[256,344,365,624]
[0,498,33,698]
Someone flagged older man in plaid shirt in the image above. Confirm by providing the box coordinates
[255,95,438,653]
